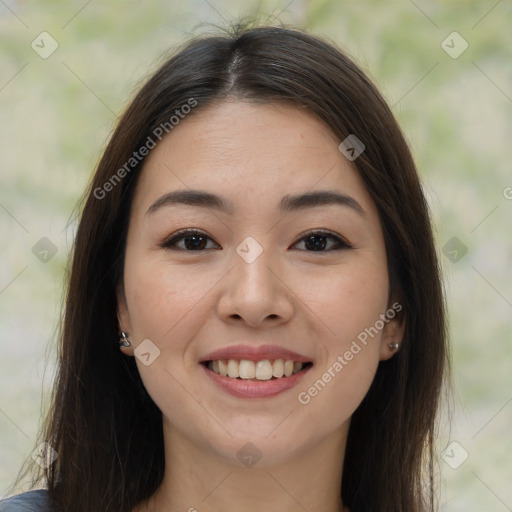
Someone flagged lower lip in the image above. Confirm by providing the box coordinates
[201,364,312,398]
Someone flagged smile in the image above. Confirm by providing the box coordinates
[201,359,313,399]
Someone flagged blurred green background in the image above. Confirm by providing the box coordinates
[1,0,511,510]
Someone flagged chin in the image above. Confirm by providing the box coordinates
[201,417,330,469]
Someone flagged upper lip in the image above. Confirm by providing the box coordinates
[199,344,313,363]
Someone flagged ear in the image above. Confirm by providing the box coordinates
[379,301,406,361]
[116,282,134,356]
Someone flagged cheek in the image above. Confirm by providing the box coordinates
[123,254,215,342]
[122,255,218,399]
[294,255,388,412]
[297,256,389,347]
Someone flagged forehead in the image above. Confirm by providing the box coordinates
[132,100,376,217]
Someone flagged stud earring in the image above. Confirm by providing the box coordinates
[389,342,400,350]
[119,332,131,348]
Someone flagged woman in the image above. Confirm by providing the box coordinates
[2,22,448,512]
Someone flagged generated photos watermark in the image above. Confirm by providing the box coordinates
[297,301,402,405]
[94,97,198,200]
[31,441,58,469]
[338,133,365,161]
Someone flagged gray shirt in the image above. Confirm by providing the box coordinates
[0,490,53,512]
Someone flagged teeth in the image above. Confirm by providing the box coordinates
[239,360,255,379]
[272,359,284,378]
[227,359,239,378]
[218,360,228,376]
[207,359,306,380]
[255,360,273,380]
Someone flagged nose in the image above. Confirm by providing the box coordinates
[216,241,295,328]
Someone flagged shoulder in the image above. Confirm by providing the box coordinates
[0,490,53,512]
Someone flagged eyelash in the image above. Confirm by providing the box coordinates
[160,228,353,253]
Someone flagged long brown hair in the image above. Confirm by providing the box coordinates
[17,21,448,512]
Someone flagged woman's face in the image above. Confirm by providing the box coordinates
[117,100,403,467]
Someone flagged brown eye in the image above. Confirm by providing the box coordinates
[292,231,353,252]
[161,230,220,251]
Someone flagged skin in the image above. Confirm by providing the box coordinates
[117,100,405,512]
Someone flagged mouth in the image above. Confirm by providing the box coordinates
[200,360,313,398]
[199,345,314,398]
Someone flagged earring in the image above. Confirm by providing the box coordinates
[119,332,131,348]
[389,342,400,350]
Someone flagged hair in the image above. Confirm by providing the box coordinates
[14,20,448,512]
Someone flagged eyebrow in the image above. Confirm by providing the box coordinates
[145,189,366,217]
